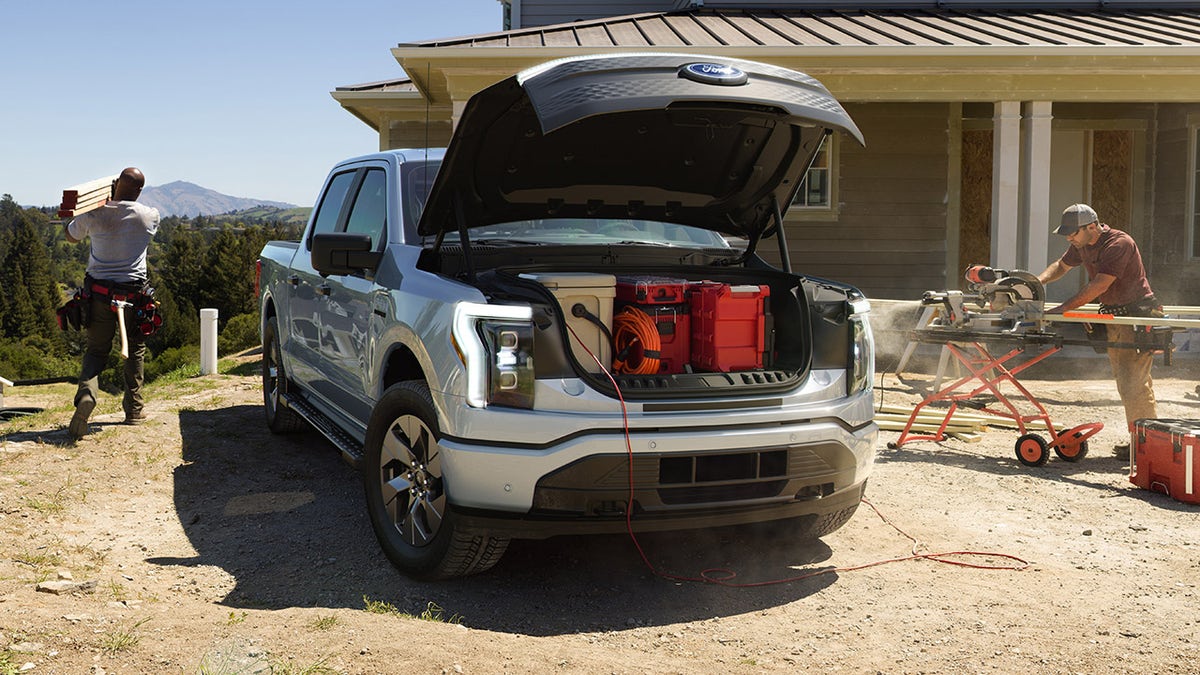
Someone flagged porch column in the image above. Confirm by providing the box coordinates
[990,101,1021,270]
[1021,101,1053,273]
[451,100,468,131]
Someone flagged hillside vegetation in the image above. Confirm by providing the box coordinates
[0,193,303,390]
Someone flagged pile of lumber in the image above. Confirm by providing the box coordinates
[57,175,117,219]
[876,403,1049,443]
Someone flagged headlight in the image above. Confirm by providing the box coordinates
[848,298,874,396]
[452,302,535,409]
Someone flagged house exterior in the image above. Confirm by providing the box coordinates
[332,1,1200,304]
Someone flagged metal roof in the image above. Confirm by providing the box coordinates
[408,6,1200,49]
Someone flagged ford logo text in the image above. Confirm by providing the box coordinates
[679,62,749,86]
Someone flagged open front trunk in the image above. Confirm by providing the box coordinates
[429,244,862,402]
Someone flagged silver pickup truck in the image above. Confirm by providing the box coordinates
[257,53,877,580]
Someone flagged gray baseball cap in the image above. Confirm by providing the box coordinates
[1054,203,1098,235]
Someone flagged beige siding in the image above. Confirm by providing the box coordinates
[779,103,950,301]
[1151,104,1200,305]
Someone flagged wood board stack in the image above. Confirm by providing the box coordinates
[875,403,1050,443]
[57,175,117,219]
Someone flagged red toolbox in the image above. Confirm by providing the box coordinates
[615,277,692,374]
[1131,418,1200,505]
[689,282,771,372]
[616,276,691,305]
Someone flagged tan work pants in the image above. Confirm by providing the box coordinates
[1106,323,1157,432]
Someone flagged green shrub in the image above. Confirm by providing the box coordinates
[144,345,201,382]
[218,313,260,355]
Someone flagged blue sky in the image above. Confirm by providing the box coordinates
[0,1,503,208]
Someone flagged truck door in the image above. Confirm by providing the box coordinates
[286,168,357,394]
[317,166,389,424]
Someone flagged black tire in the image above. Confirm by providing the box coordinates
[262,316,306,434]
[1055,439,1089,462]
[362,381,509,580]
[1015,433,1049,467]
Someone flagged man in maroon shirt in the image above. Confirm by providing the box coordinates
[1037,203,1161,460]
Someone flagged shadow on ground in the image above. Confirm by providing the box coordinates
[156,404,841,635]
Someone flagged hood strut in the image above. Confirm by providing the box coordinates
[773,196,791,274]
[454,191,477,284]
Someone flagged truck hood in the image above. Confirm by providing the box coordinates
[416,53,864,241]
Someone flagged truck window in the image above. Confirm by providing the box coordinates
[309,170,356,246]
[344,168,387,249]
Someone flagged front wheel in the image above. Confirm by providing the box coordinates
[362,381,509,580]
[1015,433,1049,467]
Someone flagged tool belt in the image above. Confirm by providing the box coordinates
[1099,295,1163,318]
[65,275,165,336]
[1085,295,1170,355]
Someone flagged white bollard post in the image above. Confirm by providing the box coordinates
[200,308,219,375]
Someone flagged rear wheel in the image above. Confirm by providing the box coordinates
[262,316,306,434]
[1055,439,1089,462]
[362,381,509,580]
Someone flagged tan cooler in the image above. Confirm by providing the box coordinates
[520,273,615,373]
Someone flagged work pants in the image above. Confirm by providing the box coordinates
[1106,323,1156,433]
[75,294,146,417]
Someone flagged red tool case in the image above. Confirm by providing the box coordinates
[615,277,692,374]
[689,282,771,372]
[1131,418,1200,504]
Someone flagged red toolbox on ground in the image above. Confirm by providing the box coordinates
[688,282,770,372]
[615,277,692,374]
[1131,418,1200,505]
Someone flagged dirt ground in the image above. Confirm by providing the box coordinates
[1,346,1199,674]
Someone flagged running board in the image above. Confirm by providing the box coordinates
[281,392,365,468]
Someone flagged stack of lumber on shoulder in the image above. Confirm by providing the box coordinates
[875,403,1050,443]
[58,175,117,219]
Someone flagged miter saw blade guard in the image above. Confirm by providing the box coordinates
[963,265,1045,312]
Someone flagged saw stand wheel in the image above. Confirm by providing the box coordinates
[1015,433,1049,467]
[1013,422,1104,467]
[1050,422,1104,462]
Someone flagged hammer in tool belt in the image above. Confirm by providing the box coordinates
[112,298,133,359]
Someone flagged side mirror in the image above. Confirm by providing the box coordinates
[311,232,382,276]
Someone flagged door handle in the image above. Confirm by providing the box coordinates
[317,284,331,296]
[287,274,300,286]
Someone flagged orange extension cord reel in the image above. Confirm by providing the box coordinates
[611,306,662,375]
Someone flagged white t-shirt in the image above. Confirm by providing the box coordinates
[67,201,160,283]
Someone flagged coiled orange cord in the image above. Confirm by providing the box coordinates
[611,306,661,375]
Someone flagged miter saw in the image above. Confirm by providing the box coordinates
[920,265,1046,331]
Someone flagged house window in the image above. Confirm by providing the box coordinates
[792,135,833,209]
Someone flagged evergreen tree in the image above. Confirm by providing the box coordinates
[0,195,61,340]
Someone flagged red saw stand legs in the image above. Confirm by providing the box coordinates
[888,341,1103,467]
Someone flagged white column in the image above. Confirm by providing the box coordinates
[991,101,1021,270]
[1021,101,1053,274]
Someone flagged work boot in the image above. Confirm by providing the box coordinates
[1113,443,1131,460]
[69,395,96,440]
[124,410,148,425]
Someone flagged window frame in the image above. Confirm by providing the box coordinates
[788,134,839,221]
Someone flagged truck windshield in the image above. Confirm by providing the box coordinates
[434,218,730,249]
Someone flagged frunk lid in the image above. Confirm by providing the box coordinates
[417,53,863,241]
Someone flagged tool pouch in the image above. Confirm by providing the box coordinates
[1083,322,1108,354]
[56,289,85,331]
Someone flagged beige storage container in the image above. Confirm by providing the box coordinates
[520,273,615,373]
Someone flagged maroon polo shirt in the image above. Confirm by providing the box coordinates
[1059,224,1153,307]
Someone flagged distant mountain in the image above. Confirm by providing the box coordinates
[140,181,297,217]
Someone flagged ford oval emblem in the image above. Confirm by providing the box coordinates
[679,62,748,86]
